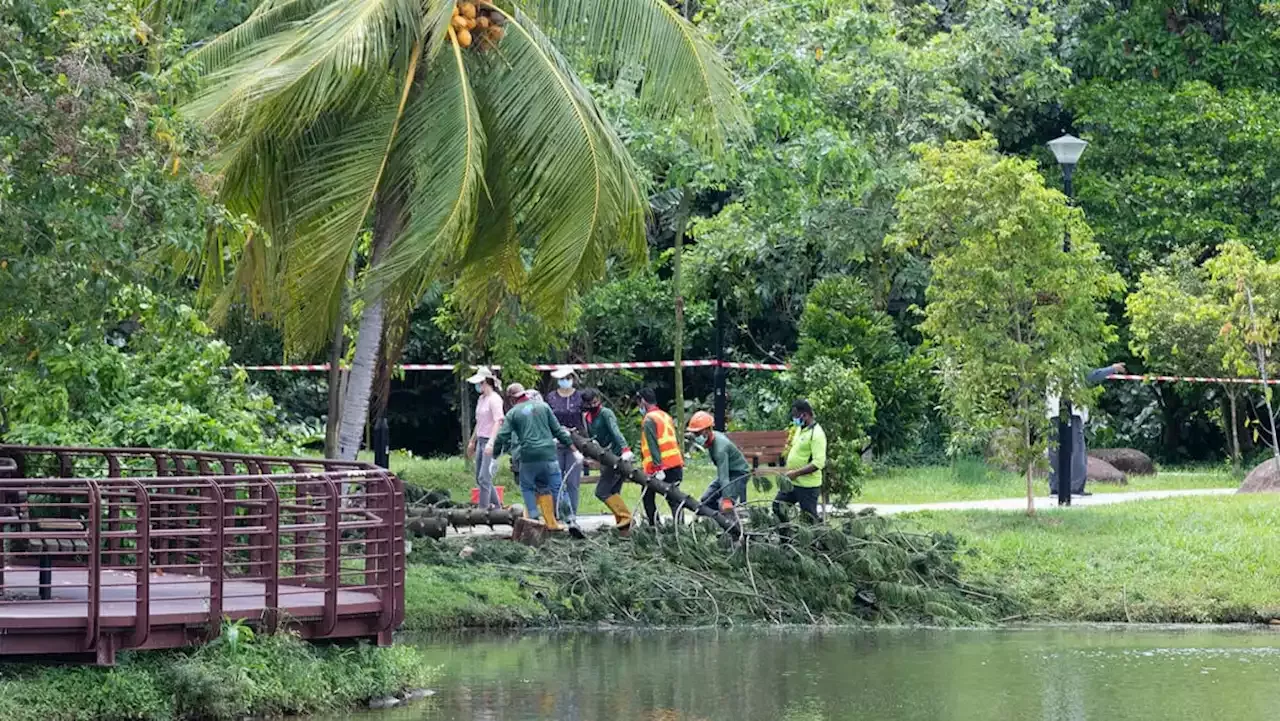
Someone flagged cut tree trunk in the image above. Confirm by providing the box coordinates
[569,430,740,538]
[336,197,401,461]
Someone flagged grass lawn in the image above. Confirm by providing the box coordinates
[908,494,1280,623]
[377,449,1240,512]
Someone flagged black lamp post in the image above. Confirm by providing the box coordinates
[1047,134,1088,507]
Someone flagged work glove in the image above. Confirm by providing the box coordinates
[572,450,584,463]
[621,450,634,462]
[484,442,495,457]
[654,470,666,482]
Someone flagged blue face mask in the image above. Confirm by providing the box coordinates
[792,417,804,427]
[558,378,573,390]
[693,434,708,448]
[474,383,484,393]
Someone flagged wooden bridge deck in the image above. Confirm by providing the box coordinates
[0,445,406,665]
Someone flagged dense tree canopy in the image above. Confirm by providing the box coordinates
[9,0,1280,472]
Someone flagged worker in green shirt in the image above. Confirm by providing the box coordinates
[686,411,751,513]
[581,388,634,534]
[488,383,579,532]
[773,399,827,522]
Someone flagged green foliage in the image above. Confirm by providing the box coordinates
[1072,0,1280,90]
[3,287,310,452]
[0,627,437,721]
[1070,80,1280,280]
[893,138,1124,477]
[795,277,932,453]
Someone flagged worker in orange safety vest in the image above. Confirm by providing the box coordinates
[635,387,685,525]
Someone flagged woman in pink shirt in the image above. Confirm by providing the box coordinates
[466,366,505,510]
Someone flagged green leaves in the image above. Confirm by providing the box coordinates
[893,138,1124,468]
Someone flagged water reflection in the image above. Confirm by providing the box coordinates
[342,627,1280,721]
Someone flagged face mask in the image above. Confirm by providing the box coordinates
[558,378,573,389]
[474,383,484,393]
[792,417,804,427]
[693,434,708,448]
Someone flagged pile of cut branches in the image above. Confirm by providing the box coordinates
[409,509,1006,626]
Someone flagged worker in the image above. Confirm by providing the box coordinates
[635,387,685,525]
[1048,362,1126,497]
[686,411,751,513]
[465,366,504,510]
[581,388,634,534]
[773,399,827,523]
[545,365,585,525]
[488,383,580,532]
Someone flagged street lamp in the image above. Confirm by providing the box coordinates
[1048,133,1088,507]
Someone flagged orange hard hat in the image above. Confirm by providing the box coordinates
[686,411,714,433]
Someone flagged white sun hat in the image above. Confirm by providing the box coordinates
[466,365,496,384]
[550,364,577,379]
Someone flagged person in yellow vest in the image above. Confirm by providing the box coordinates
[635,387,685,525]
[773,399,827,522]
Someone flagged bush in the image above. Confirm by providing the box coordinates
[3,288,315,453]
[0,627,437,721]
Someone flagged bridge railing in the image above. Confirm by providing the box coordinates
[0,445,405,660]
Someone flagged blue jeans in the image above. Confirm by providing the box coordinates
[519,459,563,521]
[555,445,582,521]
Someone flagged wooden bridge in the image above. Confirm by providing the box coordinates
[0,445,405,665]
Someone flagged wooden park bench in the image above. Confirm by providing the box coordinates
[0,459,88,599]
[725,430,791,475]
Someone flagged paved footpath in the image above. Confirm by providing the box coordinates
[435,487,1238,539]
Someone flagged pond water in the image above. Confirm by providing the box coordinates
[347,626,1280,720]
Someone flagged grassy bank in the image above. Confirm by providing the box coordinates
[909,494,1280,623]
[379,451,1239,511]
[0,629,436,721]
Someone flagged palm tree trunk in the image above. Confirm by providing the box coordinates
[323,263,354,458]
[672,189,690,436]
[336,197,402,461]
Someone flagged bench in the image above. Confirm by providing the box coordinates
[27,519,89,600]
[725,430,790,474]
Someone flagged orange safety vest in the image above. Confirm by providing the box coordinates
[641,409,684,474]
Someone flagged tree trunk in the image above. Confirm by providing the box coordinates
[1227,387,1241,470]
[459,371,473,472]
[672,189,691,437]
[336,197,401,461]
[1023,417,1035,517]
[323,264,354,458]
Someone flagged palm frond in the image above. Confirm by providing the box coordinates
[184,0,332,74]
[275,36,427,354]
[185,0,422,138]
[365,28,486,304]
[468,7,645,320]
[516,0,749,151]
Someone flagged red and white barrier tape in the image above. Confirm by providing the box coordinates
[1108,373,1280,386]
[239,359,737,372]
[235,365,1280,385]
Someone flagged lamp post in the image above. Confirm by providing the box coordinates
[1047,134,1088,507]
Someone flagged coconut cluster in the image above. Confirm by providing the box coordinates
[451,2,506,50]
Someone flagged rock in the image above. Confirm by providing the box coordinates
[1238,458,1280,493]
[1089,448,1156,476]
[1087,456,1127,484]
[368,696,401,710]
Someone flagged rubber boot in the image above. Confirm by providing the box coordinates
[604,494,633,536]
[536,494,564,532]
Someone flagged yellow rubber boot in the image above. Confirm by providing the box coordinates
[604,494,633,535]
[536,494,564,531]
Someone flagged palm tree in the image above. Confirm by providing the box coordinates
[185,0,745,459]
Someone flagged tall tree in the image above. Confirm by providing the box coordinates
[184,0,746,459]
[892,138,1124,515]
